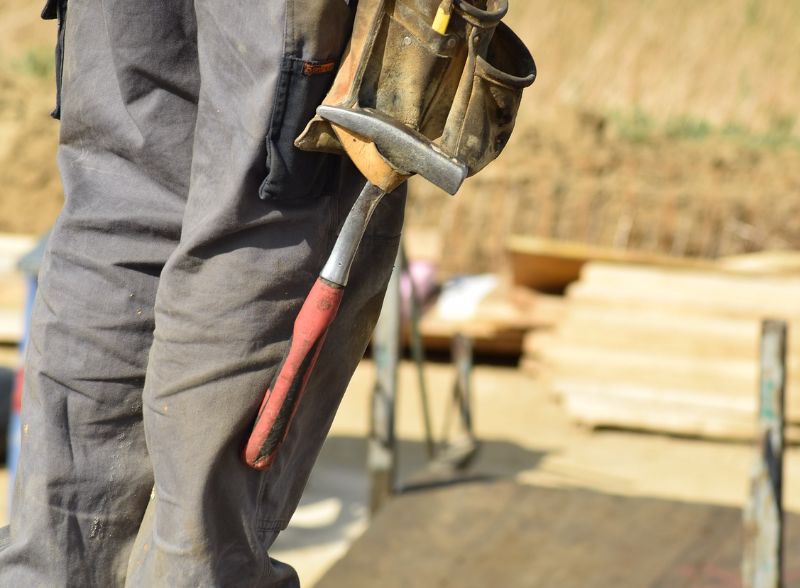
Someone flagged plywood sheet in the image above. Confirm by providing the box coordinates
[318,482,800,588]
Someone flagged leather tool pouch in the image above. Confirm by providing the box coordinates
[295,0,535,177]
[440,17,535,174]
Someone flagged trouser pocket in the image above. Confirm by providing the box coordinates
[40,0,67,120]
[259,56,340,201]
[259,0,355,201]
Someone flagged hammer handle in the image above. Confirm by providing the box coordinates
[244,183,386,471]
[243,278,344,470]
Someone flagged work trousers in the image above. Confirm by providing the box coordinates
[0,0,404,585]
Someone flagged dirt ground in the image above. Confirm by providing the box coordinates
[5,358,791,585]
[261,359,800,585]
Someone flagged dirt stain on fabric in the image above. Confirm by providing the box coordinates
[90,518,102,539]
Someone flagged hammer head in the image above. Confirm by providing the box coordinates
[317,106,468,195]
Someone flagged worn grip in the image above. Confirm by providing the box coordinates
[244,278,344,470]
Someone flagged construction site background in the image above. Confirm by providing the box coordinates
[2,0,799,265]
[1,1,800,586]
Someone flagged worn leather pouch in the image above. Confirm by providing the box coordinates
[295,0,535,178]
[295,0,470,153]
[440,14,536,175]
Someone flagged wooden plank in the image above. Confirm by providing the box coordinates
[529,334,800,391]
[572,263,800,318]
[531,345,800,422]
[554,379,759,440]
[317,482,800,588]
[581,262,800,295]
[554,316,762,360]
[552,299,800,362]
[549,308,800,365]
[506,236,715,292]
[720,250,800,275]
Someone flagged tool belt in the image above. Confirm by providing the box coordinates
[295,0,535,179]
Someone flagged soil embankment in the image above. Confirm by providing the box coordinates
[2,0,800,273]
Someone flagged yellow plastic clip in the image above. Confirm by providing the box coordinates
[432,1,453,35]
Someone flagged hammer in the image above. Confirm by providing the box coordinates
[243,106,467,470]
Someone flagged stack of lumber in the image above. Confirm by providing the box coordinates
[0,234,35,345]
[524,260,800,440]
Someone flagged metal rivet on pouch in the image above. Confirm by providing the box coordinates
[403,36,412,46]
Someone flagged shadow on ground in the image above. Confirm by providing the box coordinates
[271,435,547,554]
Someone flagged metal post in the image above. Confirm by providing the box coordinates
[453,334,475,441]
[742,319,786,588]
[400,245,435,459]
[436,333,479,470]
[368,247,402,515]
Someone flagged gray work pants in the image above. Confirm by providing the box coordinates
[0,0,404,585]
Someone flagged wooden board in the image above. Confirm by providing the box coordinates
[571,263,800,318]
[553,304,771,359]
[554,378,800,442]
[719,250,800,274]
[317,481,800,588]
[507,239,800,295]
[506,236,716,292]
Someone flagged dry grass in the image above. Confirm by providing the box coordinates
[508,0,800,136]
[407,0,800,275]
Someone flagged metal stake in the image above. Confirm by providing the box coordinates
[742,319,786,588]
[367,247,402,515]
[400,245,435,459]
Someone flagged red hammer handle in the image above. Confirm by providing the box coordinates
[243,278,344,470]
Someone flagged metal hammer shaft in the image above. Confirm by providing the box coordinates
[243,182,386,470]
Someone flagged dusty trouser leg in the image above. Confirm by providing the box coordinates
[0,0,199,586]
[123,1,404,586]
